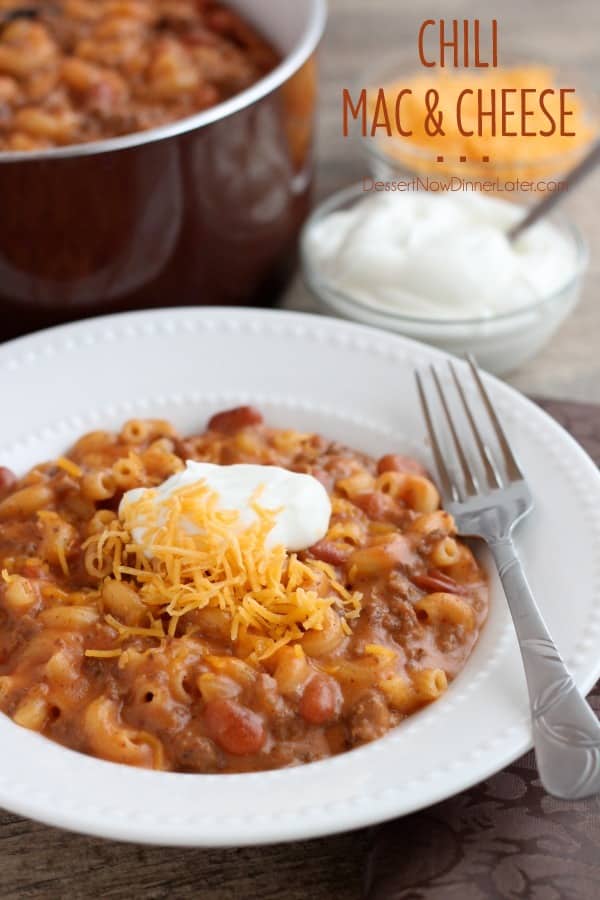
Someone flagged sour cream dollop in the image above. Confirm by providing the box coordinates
[119,461,332,552]
[306,191,576,320]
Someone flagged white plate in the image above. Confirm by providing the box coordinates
[0,307,599,846]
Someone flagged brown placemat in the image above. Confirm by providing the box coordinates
[364,397,600,900]
[0,398,598,900]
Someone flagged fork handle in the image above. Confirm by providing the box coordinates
[489,535,600,799]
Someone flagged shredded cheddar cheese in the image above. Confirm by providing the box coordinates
[372,66,596,179]
[84,481,361,662]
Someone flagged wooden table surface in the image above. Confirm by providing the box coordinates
[2,2,599,898]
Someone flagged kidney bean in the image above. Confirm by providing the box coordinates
[204,697,266,755]
[0,466,16,498]
[21,558,47,579]
[207,406,263,434]
[377,454,428,478]
[354,491,398,521]
[308,539,352,567]
[299,674,342,725]
[307,467,334,493]
[411,570,468,596]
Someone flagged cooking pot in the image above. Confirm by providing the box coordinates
[0,0,327,338]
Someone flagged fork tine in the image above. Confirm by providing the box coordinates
[467,355,523,481]
[448,361,503,490]
[430,366,478,497]
[415,371,460,502]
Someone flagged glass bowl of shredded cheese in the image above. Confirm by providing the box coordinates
[355,57,598,185]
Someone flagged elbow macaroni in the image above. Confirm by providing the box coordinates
[0,412,487,772]
[414,592,476,630]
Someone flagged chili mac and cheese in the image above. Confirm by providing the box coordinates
[0,407,488,772]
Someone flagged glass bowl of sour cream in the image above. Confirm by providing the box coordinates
[300,184,587,375]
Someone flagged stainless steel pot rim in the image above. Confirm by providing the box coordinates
[0,0,327,164]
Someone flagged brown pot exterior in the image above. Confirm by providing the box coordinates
[0,56,317,339]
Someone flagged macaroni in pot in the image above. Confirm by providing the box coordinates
[0,0,279,151]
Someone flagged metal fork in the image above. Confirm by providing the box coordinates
[416,356,600,800]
